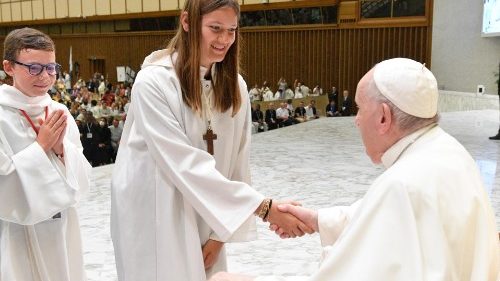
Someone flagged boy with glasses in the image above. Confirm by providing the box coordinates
[0,27,91,281]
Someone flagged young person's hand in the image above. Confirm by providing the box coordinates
[202,239,224,270]
[36,110,67,152]
[270,205,318,239]
[265,200,314,238]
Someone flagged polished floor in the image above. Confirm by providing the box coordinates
[79,110,500,280]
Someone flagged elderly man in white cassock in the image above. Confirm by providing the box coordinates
[210,58,500,281]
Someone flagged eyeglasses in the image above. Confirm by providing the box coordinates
[11,60,61,76]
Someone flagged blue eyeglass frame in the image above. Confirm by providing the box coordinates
[11,60,61,76]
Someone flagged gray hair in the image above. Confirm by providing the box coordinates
[365,77,439,133]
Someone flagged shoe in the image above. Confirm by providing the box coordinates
[489,134,500,140]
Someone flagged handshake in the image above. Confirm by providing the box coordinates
[256,199,319,239]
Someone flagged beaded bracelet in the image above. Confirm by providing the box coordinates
[263,199,273,221]
[258,198,272,221]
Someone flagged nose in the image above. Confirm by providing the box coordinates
[218,31,233,44]
[354,114,360,127]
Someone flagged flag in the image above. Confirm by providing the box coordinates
[69,46,73,73]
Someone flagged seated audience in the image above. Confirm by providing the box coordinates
[326,100,340,117]
[294,101,307,123]
[251,103,267,133]
[276,102,294,127]
[305,100,320,120]
[265,103,278,130]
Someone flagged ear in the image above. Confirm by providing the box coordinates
[3,60,14,77]
[180,11,189,32]
[378,102,392,134]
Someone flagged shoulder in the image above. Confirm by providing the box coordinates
[237,74,248,92]
[133,65,180,97]
[136,64,177,84]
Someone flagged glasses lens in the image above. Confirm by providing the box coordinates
[46,64,58,75]
[29,64,43,75]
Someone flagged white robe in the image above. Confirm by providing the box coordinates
[111,50,265,281]
[0,85,91,281]
[256,125,499,281]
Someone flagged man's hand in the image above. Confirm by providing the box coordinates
[270,205,319,239]
[266,201,314,238]
[37,110,67,152]
[202,239,224,270]
[208,272,254,281]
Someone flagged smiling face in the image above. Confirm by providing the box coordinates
[3,48,56,97]
[199,6,238,68]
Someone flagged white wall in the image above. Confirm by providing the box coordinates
[431,0,500,95]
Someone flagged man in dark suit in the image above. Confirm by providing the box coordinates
[489,63,500,140]
[328,86,339,107]
[265,102,278,130]
[326,100,340,117]
[341,90,353,116]
[252,103,265,132]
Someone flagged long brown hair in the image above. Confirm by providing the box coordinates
[167,0,241,116]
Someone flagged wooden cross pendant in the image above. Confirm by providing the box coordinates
[203,127,217,155]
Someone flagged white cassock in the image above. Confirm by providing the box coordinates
[111,50,265,281]
[0,85,91,281]
[256,125,500,281]
[262,90,273,101]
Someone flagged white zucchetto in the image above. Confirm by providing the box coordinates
[373,57,438,118]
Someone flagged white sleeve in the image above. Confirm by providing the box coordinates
[317,199,362,247]
[131,69,265,242]
[211,79,258,242]
[59,105,92,199]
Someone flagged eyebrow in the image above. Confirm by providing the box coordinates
[206,20,237,27]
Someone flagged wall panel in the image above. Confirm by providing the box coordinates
[32,0,43,20]
[161,0,178,10]
[143,0,159,12]
[126,0,142,13]
[179,0,186,9]
[55,0,69,18]
[82,0,96,17]
[111,0,126,14]
[11,2,21,21]
[96,0,111,15]
[44,0,56,19]
[1,3,10,22]
[68,0,81,17]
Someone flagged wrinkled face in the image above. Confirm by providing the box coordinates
[200,6,238,68]
[3,49,57,97]
[355,71,383,163]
